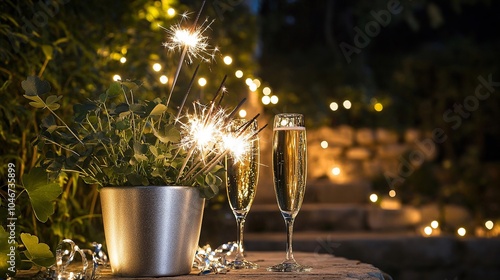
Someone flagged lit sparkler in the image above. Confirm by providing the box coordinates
[160,0,218,108]
[156,0,267,187]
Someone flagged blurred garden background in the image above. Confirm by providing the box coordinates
[1,0,500,279]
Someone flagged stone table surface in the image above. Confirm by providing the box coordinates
[100,251,387,279]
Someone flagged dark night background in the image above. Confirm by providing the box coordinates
[1,0,500,279]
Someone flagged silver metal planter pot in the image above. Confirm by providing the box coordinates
[100,186,205,277]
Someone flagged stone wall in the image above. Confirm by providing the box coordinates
[307,125,436,183]
[254,124,438,204]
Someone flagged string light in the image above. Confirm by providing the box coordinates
[431,220,439,229]
[369,193,378,203]
[167,8,176,17]
[424,226,433,236]
[262,96,270,105]
[374,102,383,112]
[235,70,243,78]
[198,77,207,87]
[320,141,328,149]
[388,190,396,197]
[223,55,232,65]
[330,102,338,111]
[249,83,257,92]
[457,227,466,236]
[252,79,261,88]
[270,95,278,104]
[153,63,162,72]
[331,167,340,176]
[263,87,271,95]
[343,100,352,109]
[238,109,247,118]
[120,57,127,63]
[245,78,253,86]
[113,74,121,81]
[159,75,168,84]
[485,220,494,230]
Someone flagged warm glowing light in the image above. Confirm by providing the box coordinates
[249,83,257,92]
[457,227,466,236]
[270,95,278,104]
[374,102,383,112]
[153,63,162,72]
[238,109,247,118]
[431,220,439,229]
[120,57,127,63]
[235,70,243,78]
[388,190,396,197]
[262,96,270,105]
[223,55,232,65]
[198,77,207,87]
[331,167,340,176]
[113,74,121,81]
[424,226,433,236]
[253,79,261,88]
[369,193,378,203]
[161,16,215,63]
[343,100,352,109]
[245,78,253,86]
[159,75,168,84]
[330,102,339,111]
[320,141,328,149]
[485,220,494,230]
[167,8,176,17]
[263,87,271,95]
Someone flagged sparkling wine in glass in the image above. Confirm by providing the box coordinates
[267,113,311,272]
[225,119,260,269]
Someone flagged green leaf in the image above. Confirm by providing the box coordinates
[29,101,46,108]
[21,76,51,96]
[20,233,55,267]
[127,174,149,186]
[22,168,62,222]
[41,45,53,60]
[149,104,167,116]
[106,82,121,98]
[45,95,62,105]
[121,79,142,91]
[24,94,46,108]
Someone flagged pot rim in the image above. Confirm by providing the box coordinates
[102,185,195,189]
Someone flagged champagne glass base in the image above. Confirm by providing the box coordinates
[267,261,312,272]
[228,259,259,269]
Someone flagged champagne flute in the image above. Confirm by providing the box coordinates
[225,119,260,269]
[267,113,311,272]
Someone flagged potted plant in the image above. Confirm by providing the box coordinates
[20,11,256,277]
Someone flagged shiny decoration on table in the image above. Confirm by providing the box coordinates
[34,239,109,280]
[193,242,240,275]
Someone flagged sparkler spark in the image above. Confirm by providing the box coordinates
[160,17,216,63]
[179,102,228,157]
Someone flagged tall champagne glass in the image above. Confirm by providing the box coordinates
[225,119,260,269]
[267,113,311,272]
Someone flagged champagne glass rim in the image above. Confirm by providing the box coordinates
[275,113,303,117]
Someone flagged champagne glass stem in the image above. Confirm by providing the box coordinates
[285,217,295,262]
[235,215,246,258]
